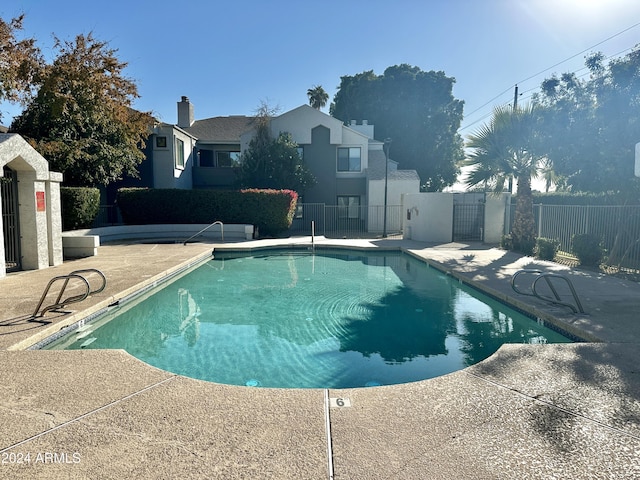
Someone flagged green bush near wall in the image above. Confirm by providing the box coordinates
[61,187,100,231]
[571,233,604,266]
[116,188,298,237]
[534,237,560,261]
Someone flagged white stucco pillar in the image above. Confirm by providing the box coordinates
[46,171,64,266]
[484,193,511,244]
[0,186,5,279]
[18,172,50,270]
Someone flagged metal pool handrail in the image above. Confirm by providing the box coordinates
[511,269,585,314]
[183,221,224,245]
[68,268,107,295]
[32,268,107,318]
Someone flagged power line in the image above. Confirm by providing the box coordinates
[517,21,640,86]
[460,44,637,134]
[460,22,640,133]
[510,44,636,105]
[460,43,637,136]
[462,86,514,119]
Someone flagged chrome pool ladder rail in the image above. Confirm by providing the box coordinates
[32,268,107,318]
[183,220,224,245]
[511,269,585,314]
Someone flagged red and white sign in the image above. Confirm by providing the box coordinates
[36,191,46,212]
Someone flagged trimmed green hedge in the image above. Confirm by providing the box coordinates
[116,188,298,237]
[61,187,100,231]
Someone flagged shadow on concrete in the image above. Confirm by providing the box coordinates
[0,314,53,336]
[470,343,640,451]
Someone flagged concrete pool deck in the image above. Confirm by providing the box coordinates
[0,237,639,479]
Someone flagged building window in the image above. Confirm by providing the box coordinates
[156,136,167,148]
[175,138,185,168]
[296,147,304,160]
[197,149,240,167]
[199,149,214,167]
[216,151,240,167]
[337,147,361,172]
[337,196,360,218]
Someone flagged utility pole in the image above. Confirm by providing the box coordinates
[508,84,519,193]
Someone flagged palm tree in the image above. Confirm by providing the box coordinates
[539,158,562,193]
[307,85,329,110]
[463,104,546,254]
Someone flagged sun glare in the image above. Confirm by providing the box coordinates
[554,0,628,16]
[520,0,636,34]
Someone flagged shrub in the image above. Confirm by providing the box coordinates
[61,187,100,230]
[571,233,603,266]
[500,234,513,250]
[501,232,536,256]
[513,235,536,256]
[116,188,298,237]
[534,237,559,261]
[239,189,298,237]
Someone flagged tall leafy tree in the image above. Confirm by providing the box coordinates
[534,47,640,195]
[0,15,43,121]
[307,85,329,110]
[11,33,151,186]
[331,64,464,191]
[464,104,545,254]
[237,104,316,192]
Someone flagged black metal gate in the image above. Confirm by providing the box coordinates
[453,202,485,242]
[1,167,21,272]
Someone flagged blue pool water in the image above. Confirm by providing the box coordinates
[45,250,571,388]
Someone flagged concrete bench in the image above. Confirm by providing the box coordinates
[62,224,254,258]
[61,234,100,258]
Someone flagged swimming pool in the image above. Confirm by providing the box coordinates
[45,249,572,388]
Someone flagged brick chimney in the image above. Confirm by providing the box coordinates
[177,96,194,128]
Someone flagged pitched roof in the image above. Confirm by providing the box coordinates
[367,150,420,181]
[183,116,255,143]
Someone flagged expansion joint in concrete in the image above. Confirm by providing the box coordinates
[464,370,640,441]
[324,389,335,480]
[0,375,178,453]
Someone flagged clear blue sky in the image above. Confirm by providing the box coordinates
[2,0,640,138]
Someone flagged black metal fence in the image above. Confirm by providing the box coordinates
[453,203,485,242]
[1,170,20,272]
[92,205,122,228]
[290,203,403,238]
[92,200,640,269]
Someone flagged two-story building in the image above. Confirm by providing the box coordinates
[122,97,419,234]
[151,97,419,200]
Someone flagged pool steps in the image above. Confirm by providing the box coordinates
[79,337,97,348]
